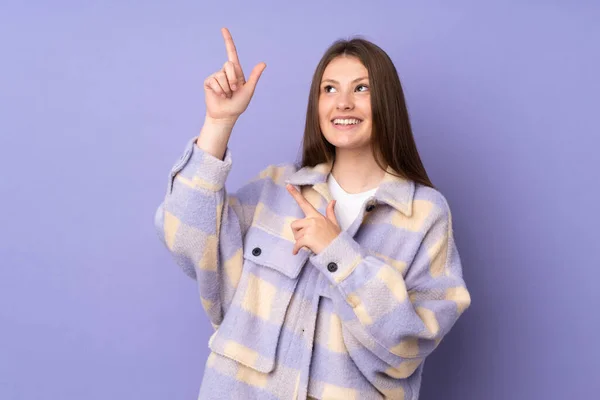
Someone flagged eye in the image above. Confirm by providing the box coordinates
[356,84,369,92]
[323,85,336,93]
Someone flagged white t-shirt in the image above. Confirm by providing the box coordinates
[327,173,378,231]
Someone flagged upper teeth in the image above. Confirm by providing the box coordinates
[333,118,361,125]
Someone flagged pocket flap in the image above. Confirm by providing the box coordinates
[243,226,310,279]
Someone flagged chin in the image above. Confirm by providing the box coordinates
[323,136,371,151]
[321,122,372,148]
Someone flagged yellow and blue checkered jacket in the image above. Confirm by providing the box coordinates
[154,137,471,399]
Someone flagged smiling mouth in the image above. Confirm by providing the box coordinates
[331,118,363,126]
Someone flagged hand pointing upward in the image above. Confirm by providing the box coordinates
[203,28,267,123]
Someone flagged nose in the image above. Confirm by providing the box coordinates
[336,90,354,110]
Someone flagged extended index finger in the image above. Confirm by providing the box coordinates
[221,27,240,65]
[286,184,319,216]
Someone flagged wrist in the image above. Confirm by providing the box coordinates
[204,115,238,131]
[196,115,238,160]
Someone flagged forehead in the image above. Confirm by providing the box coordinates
[322,56,368,81]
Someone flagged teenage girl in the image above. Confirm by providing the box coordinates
[155,27,471,400]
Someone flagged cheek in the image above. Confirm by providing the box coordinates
[318,98,330,119]
[358,99,372,118]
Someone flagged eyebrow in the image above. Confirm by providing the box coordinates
[321,76,369,84]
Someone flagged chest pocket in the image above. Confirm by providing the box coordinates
[208,226,310,373]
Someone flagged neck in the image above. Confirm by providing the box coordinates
[330,147,386,194]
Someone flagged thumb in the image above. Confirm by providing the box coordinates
[326,200,338,225]
[244,62,266,94]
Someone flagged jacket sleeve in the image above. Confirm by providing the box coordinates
[154,137,266,329]
[309,198,471,381]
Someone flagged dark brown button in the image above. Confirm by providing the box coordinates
[365,203,376,212]
[327,262,338,273]
[252,247,262,256]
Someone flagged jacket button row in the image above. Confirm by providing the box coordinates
[252,247,262,256]
[327,262,338,273]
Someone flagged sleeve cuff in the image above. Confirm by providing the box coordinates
[309,230,366,285]
[168,136,233,194]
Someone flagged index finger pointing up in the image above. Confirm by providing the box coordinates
[221,27,240,65]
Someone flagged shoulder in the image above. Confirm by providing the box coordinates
[411,183,453,225]
[234,162,299,200]
[253,162,300,185]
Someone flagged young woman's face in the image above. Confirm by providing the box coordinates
[318,56,373,152]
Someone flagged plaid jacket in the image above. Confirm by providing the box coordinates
[154,137,471,400]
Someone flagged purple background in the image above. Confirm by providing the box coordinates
[1,1,599,399]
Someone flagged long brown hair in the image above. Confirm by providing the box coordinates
[300,37,435,189]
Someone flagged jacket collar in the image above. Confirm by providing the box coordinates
[285,160,415,217]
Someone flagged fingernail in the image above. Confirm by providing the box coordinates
[231,84,237,91]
